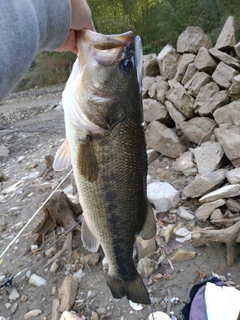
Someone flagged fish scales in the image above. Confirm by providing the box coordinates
[53,30,156,304]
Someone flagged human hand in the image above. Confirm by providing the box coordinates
[56,0,95,54]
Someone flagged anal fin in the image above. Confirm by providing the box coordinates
[77,136,98,182]
[81,218,99,252]
[140,202,156,240]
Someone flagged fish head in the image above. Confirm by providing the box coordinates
[62,30,143,133]
[76,30,141,95]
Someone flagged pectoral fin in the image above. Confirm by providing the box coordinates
[77,136,98,182]
[53,140,71,171]
[81,218,99,252]
[140,202,156,240]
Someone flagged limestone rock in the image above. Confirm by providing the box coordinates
[211,209,224,220]
[165,100,186,129]
[195,199,226,221]
[51,299,60,320]
[137,257,158,278]
[143,99,170,123]
[234,42,240,58]
[160,224,174,244]
[226,168,240,184]
[59,275,79,312]
[226,199,240,212]
[24,310,42,320]
[172,151,197,176]
[209,47,240,69]
[175,227,191,243]
[199,185,240,203]
[147,149,159,165]
[148,311,171,320]
[171,249,196,261]
[179,117,215,145]
[194,47,217,74]
[177,26,212,54]
[147,181,180,212]
[215,16,235,51]
[84,253,100,266]
[29,274,46,287]
[183,169,227,198]
[197,90,229,116]
[156,78,170,104]
[212,61,238,89]
[166,83,195,118]
[177,206,195,220]
[213,100,240,130]
[185,71,212,97]
[191,141,224,175]
[215,128,240,167]
[142,76,155,98]
[145,121,186,158]
[174,53,196,82]
[157,44,179,79]
[182,63,197,85]
[136,236,156,258]
[9,289,20,301]
[143,53,160,77]
[60,311,82,320]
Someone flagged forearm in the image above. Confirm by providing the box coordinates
[0,0,71,102]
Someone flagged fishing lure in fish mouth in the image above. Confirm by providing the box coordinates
[53,30,156,305]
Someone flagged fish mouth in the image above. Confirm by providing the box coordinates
[76,30,134,50]
[76,30,136,66]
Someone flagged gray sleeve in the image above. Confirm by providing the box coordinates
[0,0,71,103]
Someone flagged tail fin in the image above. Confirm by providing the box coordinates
[107,273,150,305]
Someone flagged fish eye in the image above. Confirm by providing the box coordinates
[120,58,133,73]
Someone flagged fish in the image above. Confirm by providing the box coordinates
[53,30,156,305]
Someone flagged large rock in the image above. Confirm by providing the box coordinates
[147,181,180,212]
[142,76,156,98]
[166,82,195,118]
[226,168,240,184]
[215,128,240,167]
[194,47,217,74]
[185,71,212,97]
[165,100,186,129]
[143,54,160,77]
[183,169,227,198]
[213,100,240,130]
[209,47,240,69]
[195,199,226,221]
[182,63,197,85]
[212,61,238,89]
[191,141,224,175]
[143,99,170,123]
[174,53,196,82]
[179,117,215,145]
[177,26,212,54]
[199,184,240,203]
[59,275,79,312]
[195,86,229,116]
[215,16,235,51]
[228,75,240,100]
[152,77,170,104]
[145,121,186,158]
[157,44,179,80]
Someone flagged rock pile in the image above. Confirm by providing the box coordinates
[144,16,240,222]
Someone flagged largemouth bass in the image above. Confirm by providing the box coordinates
[53,30,156,304]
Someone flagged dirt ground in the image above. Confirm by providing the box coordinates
[0,90,240,320]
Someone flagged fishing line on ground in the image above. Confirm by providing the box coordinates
[0,219,81,288]
[0,169,73,261]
